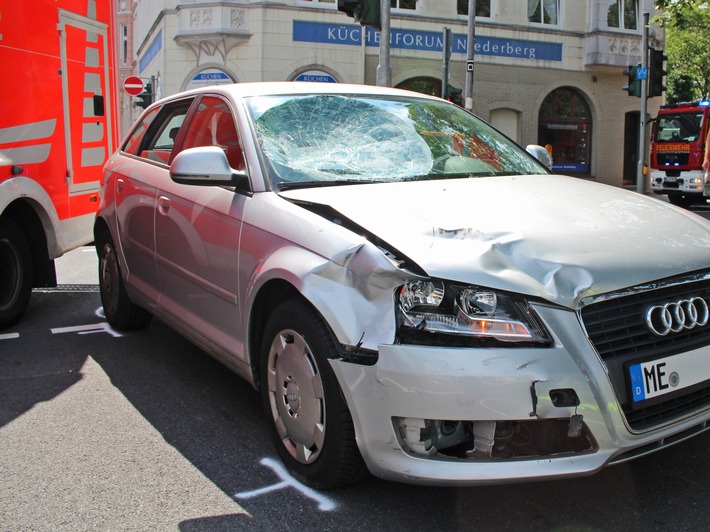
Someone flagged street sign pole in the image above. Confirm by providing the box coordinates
[441,27,451,98]
[464,0,476,111]
[376,0,391,87]
[636,12,649,194]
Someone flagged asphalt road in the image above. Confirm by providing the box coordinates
[2,199,710,530]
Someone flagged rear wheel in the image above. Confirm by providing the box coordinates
[97,230,152,330]
[0,218,33,330]
[260,298,367,489]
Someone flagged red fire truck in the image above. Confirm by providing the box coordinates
[0,0,118,329]
[649,100,710,207]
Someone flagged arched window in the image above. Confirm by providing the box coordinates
[538,87,592,174]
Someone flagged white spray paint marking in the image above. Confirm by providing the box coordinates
[51,322,123,338]
[0,332,20,340]
[234,457,337,512]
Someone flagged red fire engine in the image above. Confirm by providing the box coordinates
[0,0,118,329]
[649,100,710,207]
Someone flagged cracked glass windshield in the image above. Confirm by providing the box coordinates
[247,94,548,190]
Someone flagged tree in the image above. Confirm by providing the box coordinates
[654,1,710,101]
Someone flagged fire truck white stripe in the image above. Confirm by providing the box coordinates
[0,119,56,144]
[1,145,52,165]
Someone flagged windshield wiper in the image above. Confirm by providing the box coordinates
[277,179,384,191]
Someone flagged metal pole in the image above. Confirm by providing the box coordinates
[636,12,649,194]
[441,27,451,98]
[376,1,391,87]
[464,0,476,111]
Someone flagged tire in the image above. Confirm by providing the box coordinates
[0,217,33,330]
[260,298,367,489]
[668,194,694,208]
[97,230,152,331]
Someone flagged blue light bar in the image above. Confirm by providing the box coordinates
[699,100,710,107]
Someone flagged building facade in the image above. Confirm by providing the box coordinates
[119,0,665,187]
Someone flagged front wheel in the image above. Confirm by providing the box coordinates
[260,299,367,489]
[97,230,152,331]
[0,218,33,330]
[668,194,695,208]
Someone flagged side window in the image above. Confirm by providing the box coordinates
[180,96,245,171]
[126,99,193,164]
[122,106,160,155]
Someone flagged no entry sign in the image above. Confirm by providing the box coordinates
[123,76,144,96]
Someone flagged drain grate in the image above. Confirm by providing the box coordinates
[34,284,100,293]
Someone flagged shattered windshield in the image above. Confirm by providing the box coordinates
[246,94,547,189]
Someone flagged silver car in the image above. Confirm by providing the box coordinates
[95,82,710,488]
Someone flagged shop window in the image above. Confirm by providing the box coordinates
[457,0,491,17]
[538,87,592,174]
[528,0,558,25]
[607,0,638,30]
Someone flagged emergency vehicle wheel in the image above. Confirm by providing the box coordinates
[97,231,152,331]
[0,217,33,330]
[668,195,694,209]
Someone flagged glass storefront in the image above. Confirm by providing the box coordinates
[538,87,592,174]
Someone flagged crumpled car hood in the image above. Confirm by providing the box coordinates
[281,174,710,309]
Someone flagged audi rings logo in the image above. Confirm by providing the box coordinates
[646,297,710,336]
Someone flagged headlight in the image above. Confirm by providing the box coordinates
[397,280,552,347]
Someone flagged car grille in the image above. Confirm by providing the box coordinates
[580,271,710,430]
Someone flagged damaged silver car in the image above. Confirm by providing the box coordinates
[95,82,710,488]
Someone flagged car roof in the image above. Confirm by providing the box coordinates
[157,81,443,105]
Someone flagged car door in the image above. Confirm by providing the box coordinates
[113,100,192,305]
[154,95,247,358]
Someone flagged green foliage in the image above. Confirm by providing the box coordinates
[667,74,696,103]
[655,1,710,100]
[654,1,705,26]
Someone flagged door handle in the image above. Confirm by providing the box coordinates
[158,195,171,215]
[116,178,124,192]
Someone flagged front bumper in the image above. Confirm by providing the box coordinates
[330,304,710,486]
[649,169,705,195]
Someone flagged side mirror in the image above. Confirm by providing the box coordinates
[526,144,553,169]
[170,146,250,191]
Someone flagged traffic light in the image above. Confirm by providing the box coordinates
[446,86,463,106]
[135,82,153,109]
[648,48,667,98]
[337,0,381,30]
[623,64,642,98]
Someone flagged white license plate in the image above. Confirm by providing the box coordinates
[629,348,710,403]
[664,176,677,183]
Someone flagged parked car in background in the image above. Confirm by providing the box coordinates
[95,82,710,488]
